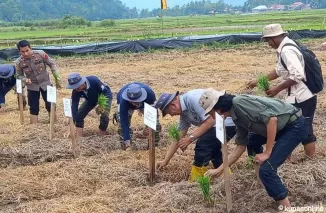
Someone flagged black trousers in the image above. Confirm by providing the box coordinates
[293,95,317,145]
[193,126,236,168]
[75,100,111,131]
[28,88,51,115]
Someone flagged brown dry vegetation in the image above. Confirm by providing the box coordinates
[1,40,326,213]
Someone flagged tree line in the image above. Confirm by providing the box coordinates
[242,0,325,11]
[140,0,324,18]
[0,0,325,22]
[0,0,138,22]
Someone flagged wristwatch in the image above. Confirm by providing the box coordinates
[189,135,196,142]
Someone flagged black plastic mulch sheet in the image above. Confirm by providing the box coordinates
[1,30,325,61]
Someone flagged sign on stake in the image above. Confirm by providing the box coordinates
[47,85,56,140]
[16,79,22,94]
[144,103,157,185]
[16,79,24,125]
[215,112,233,212]
[63,98,79,158]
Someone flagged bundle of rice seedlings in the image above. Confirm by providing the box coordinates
[197,176,213,205]
[96,94,110,115]
[257,74,269,91]
[53,73,60,82]
[168,123,180,142]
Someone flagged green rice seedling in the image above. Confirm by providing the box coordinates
[245,155,255,170]
[257,74,269,91]
[168,123,180,141]
[53,72,60,82]
[197,176,213,204]
[96,94,110,115]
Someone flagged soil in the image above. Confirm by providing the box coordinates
[0,41,326,213]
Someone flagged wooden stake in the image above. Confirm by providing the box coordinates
[49,103,55,140]
[69,117,78,158]
[18,94,24,125]
[222,122,232,213]
[148,128,155,185]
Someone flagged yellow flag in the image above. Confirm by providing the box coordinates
[161,0,167,9]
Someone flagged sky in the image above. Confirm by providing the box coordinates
[120,0,246,10]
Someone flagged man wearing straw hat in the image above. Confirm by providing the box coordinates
[113,82,160,151]
[199,88,308,209]
[0,64,26,112]
[66,73,112,137]
[154,89,236,182]
[247,23,318,158]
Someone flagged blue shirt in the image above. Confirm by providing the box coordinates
[71,76,112,121]
[117,82,156,141]
[0,67,16,105]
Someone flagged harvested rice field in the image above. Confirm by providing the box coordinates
[1,40,326,213]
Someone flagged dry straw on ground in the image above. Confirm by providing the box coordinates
[1,40,326,213]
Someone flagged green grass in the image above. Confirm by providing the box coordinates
[0,9,325,48]
[0,10,326,48]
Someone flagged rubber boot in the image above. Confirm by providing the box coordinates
[76,127,83,138]
[30,115,38,124]
[189,165,209,182]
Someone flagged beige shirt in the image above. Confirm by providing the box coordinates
[15,50,58,91]
[275,36,314,104]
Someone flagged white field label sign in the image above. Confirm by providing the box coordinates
[63,98,72,117]
[144,103,157,130]
[16,79,22,94]
[215,112,225,144]
[47,85,56,103]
